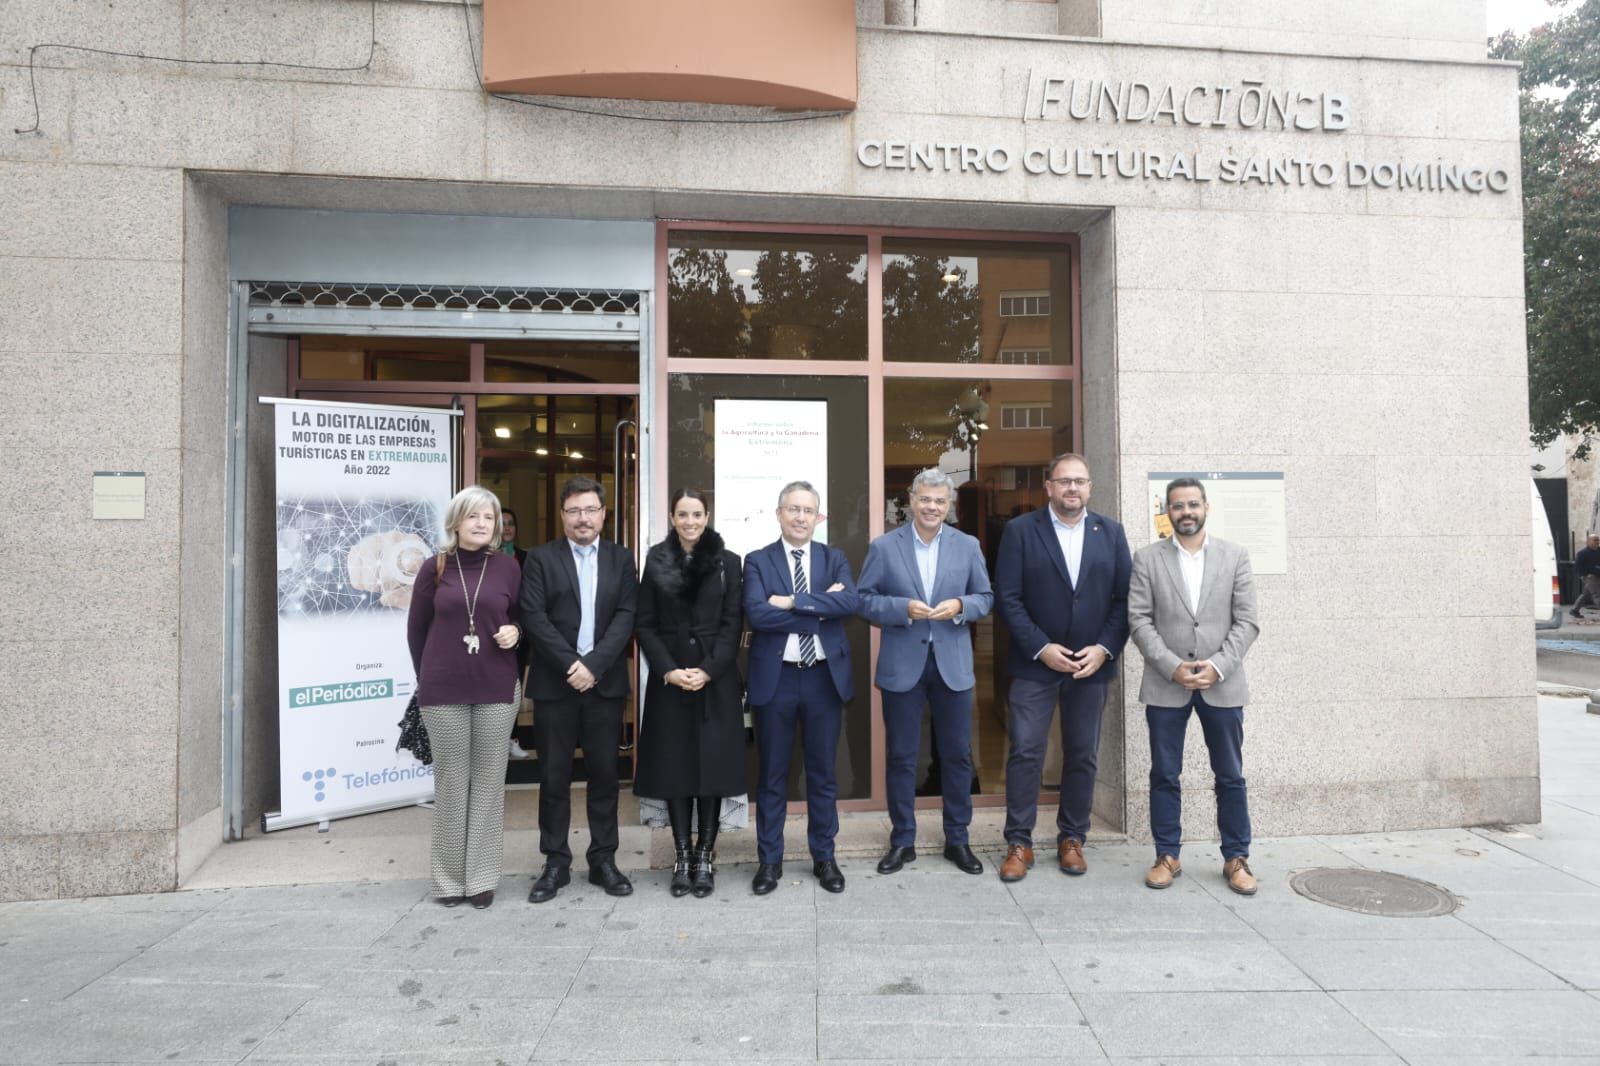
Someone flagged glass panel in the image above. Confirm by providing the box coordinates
[667,231,868,361]
[882,239,1072,365]
[476,394,634,547]
[667,373,873,801]
[485,339,638,384]
[298,335,470,381]
[882,376,1076,797]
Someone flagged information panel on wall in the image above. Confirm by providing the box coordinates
[1147,471,1288,575]
[713,399,829,561]
[262,397,459,831]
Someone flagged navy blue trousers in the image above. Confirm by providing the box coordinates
[1146,694,1251,860]
[753,662,842,864]
[1004,675,1107,846]
[882,652,974,847]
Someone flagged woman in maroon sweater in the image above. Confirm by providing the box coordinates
[407,486,523,909]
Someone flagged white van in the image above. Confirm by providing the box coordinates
[1534,481,1560,628]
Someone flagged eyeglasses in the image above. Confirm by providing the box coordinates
[912,495,950,508]
[781,505,818,518]
[1047,477,1091,488]
[562,506,604,518]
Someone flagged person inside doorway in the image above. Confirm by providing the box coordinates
[501,506,532,759]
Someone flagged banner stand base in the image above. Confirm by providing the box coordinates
[261,793,434,834]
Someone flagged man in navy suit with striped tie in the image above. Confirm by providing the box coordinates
[993,453,1132,882]
[743,480,860,896]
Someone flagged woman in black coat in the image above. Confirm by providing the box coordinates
[633,488,746,897]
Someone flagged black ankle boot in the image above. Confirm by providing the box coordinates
[669,844,692,897]
[690,843,715,898]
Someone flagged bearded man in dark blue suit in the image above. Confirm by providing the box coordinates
[993,453,1131,883]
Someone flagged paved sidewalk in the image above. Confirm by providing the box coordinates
[3,696,1599,1063]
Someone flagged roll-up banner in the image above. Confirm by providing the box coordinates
[260,398,459,831]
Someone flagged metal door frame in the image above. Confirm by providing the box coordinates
[222,281,653,840]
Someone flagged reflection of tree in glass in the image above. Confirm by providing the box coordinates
[668,247,747,357]
[882,255,982,363]
[750,251,865,359]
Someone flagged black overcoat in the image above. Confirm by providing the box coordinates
[632,530,748,798]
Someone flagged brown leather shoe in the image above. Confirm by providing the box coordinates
[1223,856,1257,896]
[1145,855,1181,889]
[1057,838,1086,876]
[998,843,1034,882]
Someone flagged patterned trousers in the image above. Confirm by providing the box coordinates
[420,687,519,897]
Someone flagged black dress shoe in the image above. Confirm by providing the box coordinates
[588,860,634,897]
[876,845,917,874]
[527,864,570,903]
[943,843,984,875]
[814,859,845,893]
[468,890,494,909]
[751,862,783,895]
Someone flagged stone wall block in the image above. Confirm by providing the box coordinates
[1449,217,1528,300]
[0,733,176,835]
[0,634,179,741]
[291,83,484,182]
[178,446,226,827]
[856,31,937,114]
[1375,453,1527,537]
[0,163,183,261]
[0,0,184,67]
[56,830,176,897]
[1369,294,1527,377]
[676,113,854,198]
[485,98,679,188]
[0,258,184,355]
[1197,291,1374,376]
[1118,372,1294,455]
[0,834,60,902]
[1287,535,1528,622]
[911,0,1060,36]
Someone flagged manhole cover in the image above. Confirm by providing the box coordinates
[1289,868,1458,918]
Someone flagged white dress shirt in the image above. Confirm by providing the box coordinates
[1051,509,1086,587]
[1174,534,1223,679]
[781,538,826,663]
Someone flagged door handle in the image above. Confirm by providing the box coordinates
[612,418,637,545]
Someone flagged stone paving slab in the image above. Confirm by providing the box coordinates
[1333,989,1600,1059]
[247,994,559,1062]
[1075,990,1393,1058]
[816,992,1102,1060]
[1050,937,1317,993]
[818,940,1066,994]
[1502,938,1600,989]
[538,993,816,1060]
[1273,936,1570,990]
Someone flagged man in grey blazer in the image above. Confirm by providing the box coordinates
[858,469,994,875]
[1128,477,1261,895]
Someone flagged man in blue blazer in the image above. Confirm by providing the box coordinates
[744,480,860,895]
[994,453,1132,882]
[859,469,994,876]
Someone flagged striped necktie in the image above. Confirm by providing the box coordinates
[791,548,817,667]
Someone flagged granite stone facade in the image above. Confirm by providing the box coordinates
[0,0,1532,899]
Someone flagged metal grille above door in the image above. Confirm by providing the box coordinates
[244,281,643,338]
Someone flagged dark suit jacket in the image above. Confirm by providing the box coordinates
[743,539,859,706]
[519,536,638,701]
[994,507,1132,684]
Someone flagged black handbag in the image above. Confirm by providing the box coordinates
[396,694,433,765]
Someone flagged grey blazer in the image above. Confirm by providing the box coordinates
[857,523,994,693]
[1127,535,1260,708]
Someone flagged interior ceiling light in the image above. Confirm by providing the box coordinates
[535,447,549,456]
[571,450,584,460]
[493,426,511,439]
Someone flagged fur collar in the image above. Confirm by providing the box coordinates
[647,529,725,601]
